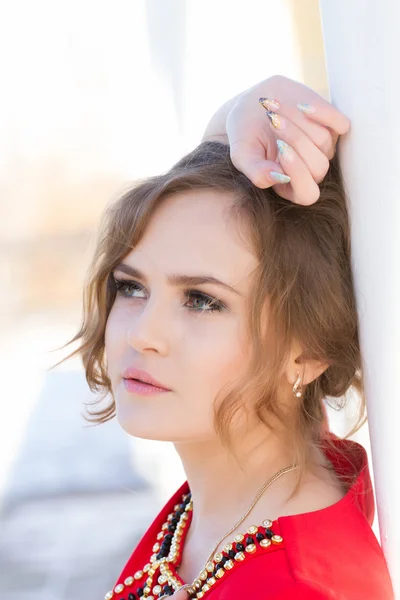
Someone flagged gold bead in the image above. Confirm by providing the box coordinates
[199,570,208,581]
[247,525,258,535]
[162,523,168,530]
[206,562,214,573]
[152,542,160,552]
[134,570,144,579]
[215,568,225,579]
[272,534,283,544]
[213,552,223,563]
[224,559,234,570]
[150,553,158,563]
[104,592,114,600]
[143,563,151,572]
[262,519,272,528]
[245,544,257,553]
[157,532,164,540]
[223,543,233,552]
[114,584,124,593]
[194,579,202,589]
[196,592,205,599]
[234,534,244,542]
[143,586,151,595]
[158,575,168,584]
[208,577,216,586]
[235,551,246,561]
[260,538,272,548]
[153,585,162,595]
[124,576,134,585]
[203,584,210,592]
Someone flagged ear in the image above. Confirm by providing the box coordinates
[287,339,329,387]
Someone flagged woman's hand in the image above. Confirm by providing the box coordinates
[210,75,351,206]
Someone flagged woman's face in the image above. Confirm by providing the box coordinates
[105,189,259,442]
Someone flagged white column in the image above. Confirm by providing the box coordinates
[319,0,400,594]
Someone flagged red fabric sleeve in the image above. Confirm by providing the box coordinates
[269,580,336,599]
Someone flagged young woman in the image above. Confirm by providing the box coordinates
[61,75,394,598]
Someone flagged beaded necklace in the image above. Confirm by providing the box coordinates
[105,464,298,600]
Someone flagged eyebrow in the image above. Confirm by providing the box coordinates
[113,263,243,297]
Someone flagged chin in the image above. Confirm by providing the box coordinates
[114,401,176,441]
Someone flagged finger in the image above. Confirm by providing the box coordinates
[264,109,336,162]
[273,140,321,206]
[296,101,351,136]
[230,139,291,189]
[265,114,330,183]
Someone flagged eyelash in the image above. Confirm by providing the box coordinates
[111,276,226,314]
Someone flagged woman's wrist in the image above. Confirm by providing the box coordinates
[201,93,242,143]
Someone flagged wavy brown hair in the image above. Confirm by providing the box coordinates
[54,140,366,492]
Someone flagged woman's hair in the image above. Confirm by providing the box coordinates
[55,140,365,492]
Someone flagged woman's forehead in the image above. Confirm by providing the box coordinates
[122,190,258,288]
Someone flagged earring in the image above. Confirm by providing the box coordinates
[292,372,303,398]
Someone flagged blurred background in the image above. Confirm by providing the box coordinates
[0,1,372,599]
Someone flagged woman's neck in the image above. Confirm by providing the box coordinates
[173,423,300,549]
[172,426,345,584]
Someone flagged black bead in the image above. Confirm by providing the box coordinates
[128,595,136,600]
[137,588,144,597]
[167,524,176,532]
[228,549,236,559]
[256,532,265,541]
[246,536,254,545]
[265,528,274,539]
[179,502,186,510]
[164,533,174,540]
[236,543,245,552]
[221,556,230,564]
[216,561,224,570]
[163,584,174,594]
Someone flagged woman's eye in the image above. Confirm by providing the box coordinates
[185,291,225,313]
[111,276,225,313]
[113,277,146,298]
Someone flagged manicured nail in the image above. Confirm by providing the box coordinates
[259,97,280,111]
[270,171,291,184]
[276,139,294,161]
[297,103,317,114]
[265,110,283,129]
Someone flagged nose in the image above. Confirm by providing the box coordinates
[126,296,170,355]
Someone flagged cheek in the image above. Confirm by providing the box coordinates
[104,306,126,376]
[189,317,249,398]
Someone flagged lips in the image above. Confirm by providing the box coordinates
[122,366,171,390]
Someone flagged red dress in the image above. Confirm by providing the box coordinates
[106,437,394,599]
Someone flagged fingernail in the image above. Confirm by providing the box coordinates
[259,97,280,111]
[270,171,291,184]
[265,110,283,129]
[297,103,317,114]
[276,139,294,161]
